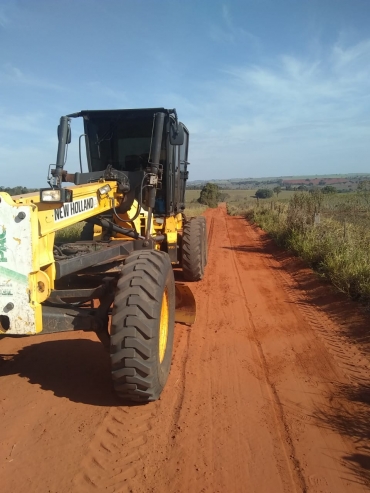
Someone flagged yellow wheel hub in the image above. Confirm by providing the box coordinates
[159,288,169,363]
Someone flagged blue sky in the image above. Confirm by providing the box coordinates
[1,0,369,187]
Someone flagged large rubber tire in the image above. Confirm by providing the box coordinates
[182,217,205,281]
[110,250,175,403]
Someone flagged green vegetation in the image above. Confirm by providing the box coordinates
[227,191,370,304]
[55,223,84,242]
[184,205,208,218]
[273,186,281,197]
[0,186,38,195]
[187,173,370,193]
[322,185,336,194]
[255,188,273,199]
[198,182,229,208]
[198,183,220,207]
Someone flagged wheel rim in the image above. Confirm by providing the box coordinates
[159,288,169,363]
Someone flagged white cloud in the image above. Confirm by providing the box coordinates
[181,38,370,179]
[209,3,259,46]
[0,6,9,28]
[0,109,46,134]
[1,64,65,91]
[332,39,370,68]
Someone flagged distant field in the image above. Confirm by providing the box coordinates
[185,189,297,205]
[188,173,370,189]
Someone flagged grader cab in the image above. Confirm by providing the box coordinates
[0,108,207,402]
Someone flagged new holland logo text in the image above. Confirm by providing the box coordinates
[54,197,98,222]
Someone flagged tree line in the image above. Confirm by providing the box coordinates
[0,186,38,196]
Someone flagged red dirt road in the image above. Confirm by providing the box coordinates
[1,205,369,493]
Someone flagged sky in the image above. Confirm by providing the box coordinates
[0,0,370,187]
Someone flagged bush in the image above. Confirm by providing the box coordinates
[198,183,226,208]
[322,185,336,194]
[255,188,273,199]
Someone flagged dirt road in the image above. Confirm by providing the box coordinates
[1,205,369,493]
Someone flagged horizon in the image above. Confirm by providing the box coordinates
[2,172,370,191]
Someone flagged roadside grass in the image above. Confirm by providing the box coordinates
[185,204,208,217]
[227,192,370,304]
[185,189,203,203]
[185,189,208,216]
[55,223,84,242]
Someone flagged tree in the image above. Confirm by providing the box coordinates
[357,180,370,204]
[255,188,273,199]
[322,185,336,194]
[309,186,320,194]
[0,186,38,196]
[198,183,220,208]
[273,186,281,197]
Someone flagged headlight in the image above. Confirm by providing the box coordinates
[40,188,73,203]
[41,189,61,201]
[98,184,111,197]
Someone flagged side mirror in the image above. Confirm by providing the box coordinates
[170,122,184,145]
[58,122,71,144]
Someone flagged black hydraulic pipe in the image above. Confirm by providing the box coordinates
[148,112,165,209]
[85,218,164,242]
[55,116,70,186]
[150,113,165,168]
[146,112,165,240]
[89,218,142,240]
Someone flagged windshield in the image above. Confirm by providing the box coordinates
[85,116,153,172]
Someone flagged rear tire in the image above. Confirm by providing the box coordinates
[110,250,175,403]
[182,217,205,281]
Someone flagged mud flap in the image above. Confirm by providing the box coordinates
[174,283,196,325]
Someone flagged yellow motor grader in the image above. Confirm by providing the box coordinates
[0,108,207,402]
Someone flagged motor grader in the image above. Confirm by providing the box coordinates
[0,107,207,402]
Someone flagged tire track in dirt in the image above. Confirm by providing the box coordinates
[224,214,308,493]
[72,321,193,492]
[207,216,215,256]
[154,212,217,481]
[133,207,301,493]
[271,264,370,384]
[242,220,370,386]
[72,404,156,492]
[226,210,369,491]
[169,328,191,435]
[245,222,370,490]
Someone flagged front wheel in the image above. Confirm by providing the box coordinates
[110,250,175,402]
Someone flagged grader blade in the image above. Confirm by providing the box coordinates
[174,283,196,325]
